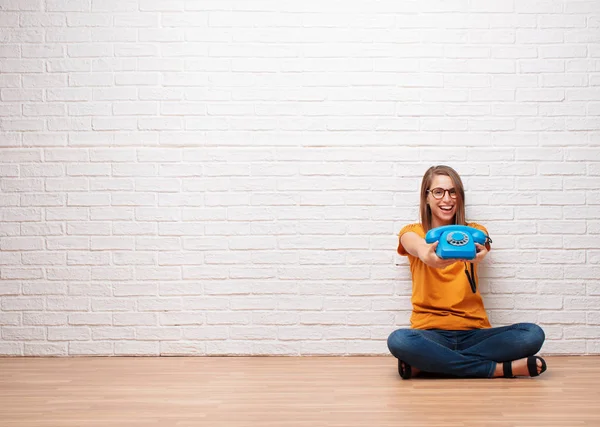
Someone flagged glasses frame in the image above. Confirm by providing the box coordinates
[427,187,457,200]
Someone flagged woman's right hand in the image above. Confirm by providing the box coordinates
[419,241,459,269]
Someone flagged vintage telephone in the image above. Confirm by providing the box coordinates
[424,225,491,293]
[425,225,489,260]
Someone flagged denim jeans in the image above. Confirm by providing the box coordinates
[387,323,545,378]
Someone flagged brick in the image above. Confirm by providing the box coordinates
[113,313,157,326]
[26,258,61,278]
[114,341,159,356]
[1,268,43,280]
[0,343,22,356]
[1,297,44,311]
[160,342,206,355]
[24,343,67,356]
[23,313,67,326]
[2,327,45,341]
[46,297,89,311]
[70,342,113,355]
[48,327,91,341]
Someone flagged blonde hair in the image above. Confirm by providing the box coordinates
[419,165,466,232]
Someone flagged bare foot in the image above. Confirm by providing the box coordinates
[493,357,545,377]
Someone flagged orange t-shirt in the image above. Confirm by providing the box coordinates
[397,223,492,331]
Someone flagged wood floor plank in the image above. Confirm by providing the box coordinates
[1,356,599,426]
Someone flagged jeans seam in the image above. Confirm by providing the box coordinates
[416,331,453,351]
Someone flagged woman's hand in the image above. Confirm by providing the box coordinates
[471,243,489,264]
[418,241,460,269]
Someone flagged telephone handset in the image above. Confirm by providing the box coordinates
[425,225,489,260]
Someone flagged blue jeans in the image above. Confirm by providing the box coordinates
[387,323,545,378]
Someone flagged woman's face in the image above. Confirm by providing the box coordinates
[427,174,457,227]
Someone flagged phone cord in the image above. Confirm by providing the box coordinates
[464,262,476,293]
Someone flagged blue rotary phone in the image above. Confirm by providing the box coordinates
[425,225,489,261]
[424,225,490,293]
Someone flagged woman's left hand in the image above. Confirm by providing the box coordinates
[472,243,489,264]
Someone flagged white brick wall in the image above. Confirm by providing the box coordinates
[1,0,599,356]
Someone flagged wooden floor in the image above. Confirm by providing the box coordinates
[1,356,599,427]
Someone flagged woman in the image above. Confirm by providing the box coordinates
[387,165,547,379]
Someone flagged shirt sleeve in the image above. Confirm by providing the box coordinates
[397,223,422,256]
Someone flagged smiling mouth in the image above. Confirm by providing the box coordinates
[439,206,454,211]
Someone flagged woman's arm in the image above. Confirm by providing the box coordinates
[400,231,458,269]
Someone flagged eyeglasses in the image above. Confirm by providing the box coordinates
[427,187,457,199]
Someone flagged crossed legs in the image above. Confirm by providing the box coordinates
[387,323,546,378]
